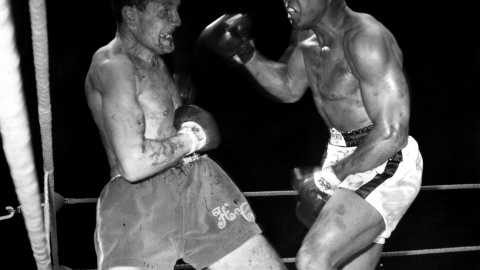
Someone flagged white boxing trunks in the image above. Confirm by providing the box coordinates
[324,126,423,244]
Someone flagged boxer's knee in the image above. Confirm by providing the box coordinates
[296,229,344,270]
[295,238,340,270]
[296,245,337,270]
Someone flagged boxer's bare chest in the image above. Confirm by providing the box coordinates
[134,60,181,139]
[302,37,359,99]
[302,37,371,130]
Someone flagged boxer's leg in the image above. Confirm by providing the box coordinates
[296,189,385,270]
[341,243,383,270]
[208,234,286,270]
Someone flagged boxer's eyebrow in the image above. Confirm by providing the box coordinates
[154,0,180,8]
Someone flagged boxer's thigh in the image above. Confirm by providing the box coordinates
[341,242,383,270]
[96,175,182,270]
[299,189,385,266]
[182,158,266,269]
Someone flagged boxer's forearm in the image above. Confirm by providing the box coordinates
[118,134,191,182]
[332,126,408,181]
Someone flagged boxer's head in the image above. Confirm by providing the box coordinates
[111,0,180,24]
[112,0,181,54]
[111,0,150,23]
[283,0,346,29]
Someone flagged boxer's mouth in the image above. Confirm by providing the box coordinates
[287,7,298,22]
[159,33,173,47]
[284,1,296,15]
[160,33,173,42]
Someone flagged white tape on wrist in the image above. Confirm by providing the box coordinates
[178,130,198,154]
[178,121,206,154]
[313,167,341,195]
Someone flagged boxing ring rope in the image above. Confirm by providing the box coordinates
[28,0,61,269]
[0,0,51,269]
[61,183,480,204]
[53,184,480,269]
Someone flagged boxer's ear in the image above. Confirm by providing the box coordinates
[122,6,137,25]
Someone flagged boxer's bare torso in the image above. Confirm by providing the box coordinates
[300,13,404,132]
[244,7,409,180]
[85,37,182,178]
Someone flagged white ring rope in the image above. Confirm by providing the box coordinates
[44,172,51,255]
[59,183,480,204]
[28,0,59,268]
[0,0,51,269]
[51,183,480,269]
[28,0,53,171]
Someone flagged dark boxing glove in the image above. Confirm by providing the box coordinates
[174,105,221,154]
[292,166,340,228]
[198,13,255,63]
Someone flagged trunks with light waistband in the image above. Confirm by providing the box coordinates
[324,125,423,244]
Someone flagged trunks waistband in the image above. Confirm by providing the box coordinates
[174,153,202,168]
[329,125,374,147]
[109,153,203,181]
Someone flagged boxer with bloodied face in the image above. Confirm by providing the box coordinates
[84,0,286,269]
[198,0,423,269]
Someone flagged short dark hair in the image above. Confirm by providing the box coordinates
[110,0,152,23]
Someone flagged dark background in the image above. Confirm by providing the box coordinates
[1,0,479,269]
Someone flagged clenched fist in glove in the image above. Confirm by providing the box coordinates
[292,166,341,228]
[198,13,255,64]
[174,105,221,154]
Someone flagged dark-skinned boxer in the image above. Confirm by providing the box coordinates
[198,1,423,269]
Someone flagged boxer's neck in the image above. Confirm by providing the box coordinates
[310,5,351,47]
[116,28,160,68]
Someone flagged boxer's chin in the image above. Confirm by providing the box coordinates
[160,44,175,54]
[291,21,309,31]
[289,18,300,29]
[156,42,175,54]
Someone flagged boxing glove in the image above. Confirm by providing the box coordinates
[292,166,340,228]
[198,14,255,63]
[174,105,221,154]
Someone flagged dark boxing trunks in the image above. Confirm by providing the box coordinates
[95,156,261,269]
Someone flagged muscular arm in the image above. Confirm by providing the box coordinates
[99,57,191,182]
[242,30,311,103]
[333,28,410,180]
